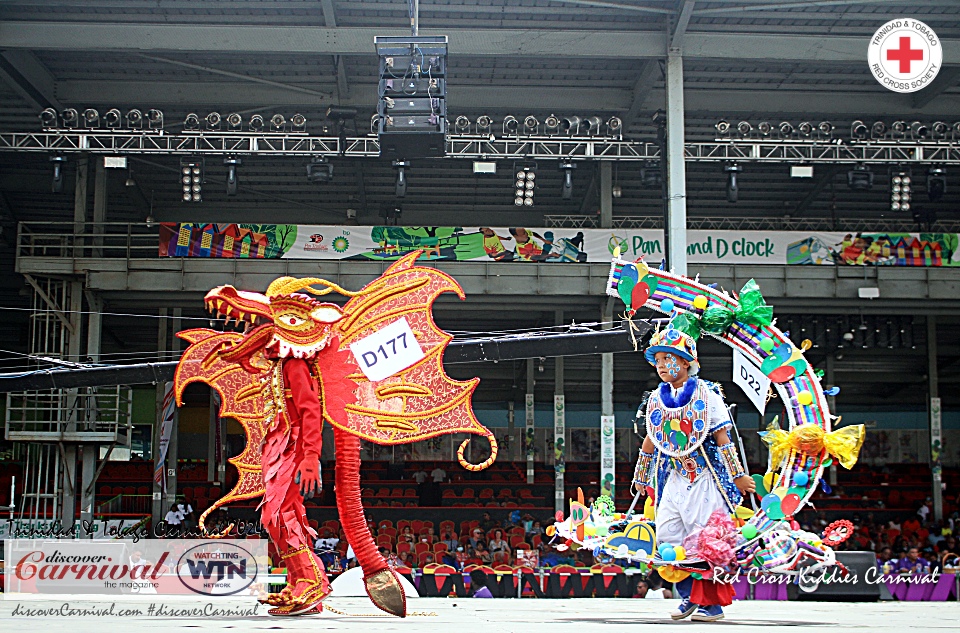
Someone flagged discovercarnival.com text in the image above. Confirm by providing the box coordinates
[9,602,262,618]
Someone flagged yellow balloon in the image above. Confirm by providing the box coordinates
[797,391,813,406]
[674,546,686,561]
[643,496,656,521]
[763,472,775,491]
[693,295,708,309]
[585,525,596,536]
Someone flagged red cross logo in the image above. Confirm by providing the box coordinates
[886,36,924,73]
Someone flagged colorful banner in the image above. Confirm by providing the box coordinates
[153,382,176,493]
[600,415,616,499]
[159,223,960,267]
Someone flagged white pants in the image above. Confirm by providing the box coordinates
[656,470,727,547]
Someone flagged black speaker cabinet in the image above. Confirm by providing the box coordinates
[788,551,881,601]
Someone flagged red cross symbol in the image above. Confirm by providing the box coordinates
[886,36,924,73]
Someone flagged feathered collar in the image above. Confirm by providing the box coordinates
[658,377,699,409]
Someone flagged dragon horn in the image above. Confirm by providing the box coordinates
[457,430,499,472]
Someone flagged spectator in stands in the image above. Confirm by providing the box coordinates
[481,512,499,532]
[164,504,183,526]
[442,532,459,551]
[455,546,469,569]
[634,578,671,600]
[423,553,435,566]
[488,529,510,562]
[469,570,493,598]
[940,548,959,570]
[400,552,414,568]
[895,546,931,574]
[386,551,402,568]
[476,542,493,564]
[526,520,544,539]
[918,498,933,525]
[178,496,196,530]
[366,518,378,537]
[412,468,428,486]
[468,528,485,550]
[400,525,415,544]
[129,549,149,573]
[876,546,893,569]
[426,526,436,542]
[431,465,447,483]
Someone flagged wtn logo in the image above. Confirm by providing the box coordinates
[185,559,247,581]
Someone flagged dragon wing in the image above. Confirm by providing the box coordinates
[174,328,270,534]
[327,251,496,469]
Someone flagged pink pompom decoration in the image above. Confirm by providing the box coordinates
[695,510,738,568]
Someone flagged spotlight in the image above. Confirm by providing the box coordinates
[147,109,163,130]
[891,171,911,211]
[40,107,58,129]
[104,108,122,129]
[561,116,580,135]
[291,113,307,133]
[306,156,334,183]
[715,120,731,136]
[757,121,772,137]
[778,121,794,138]
[724,163,741,203]
[503,115,519,135]
[641,162,661,188]
[932,121,948,140]
[736,121,752,138]
[82,108,99,128]
[180,157,204,203]
[60,108,79,129]
[524,116,539,135]
[270,114,286,132]
[606,116,622,138]
[476,115,492,135]
[817,121,833,138]
[514,166,536,206]
[226,113,242,131]
[797,122,813,138]
[891,120,906,139]
[183,113,200,132]
[249,114,264,132]
[927,167,946,202]
[871,121,887,139]
[612,184,622,198]
[393,160,409,198]
[224,157,241,196]
[125,109,142,129]
[910,121,928,139]
[544,114,560,136]
[851,120,868,140]
[559,162,575,199]
[584,116,603,135]
[50,155,66,193]
[847,164,873,191]
[205,112,222,131]
[455,115,470,133]
[953,122,960,140]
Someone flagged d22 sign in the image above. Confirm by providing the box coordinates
[349,317,425,382]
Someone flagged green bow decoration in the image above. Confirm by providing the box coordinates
[699,279,774,335]
[670,313,703,341]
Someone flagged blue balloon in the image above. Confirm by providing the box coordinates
[661,298,675,313]
[660,546,677,562]
[621,263,640,283]
[793,471,810,487]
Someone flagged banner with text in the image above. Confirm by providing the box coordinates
[159,224,960,267]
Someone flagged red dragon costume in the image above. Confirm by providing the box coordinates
[174,253,497,617]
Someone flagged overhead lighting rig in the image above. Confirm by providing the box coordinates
[180,157,204,202]
[559,162,575,200]
[847,164,873,191]
[514,165,536,207]
[890,171,911,212]
[393,159,410,198]
[724,163,741,203]
[306,156,334,183]
[224,157,240,196]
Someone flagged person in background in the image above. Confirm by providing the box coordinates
[918,499,933,525]
[455,546,469,569]
[480,512,498,532]
[488,529,510,563]
[412,468,428,486]
[430,465,447,483]
[386,551,402,568]
[423,553,435,567]
[895,546,931,574]
[527,520,544,539]
[442,532,459,551]
[469,570,493,598]
[468,528,485,550]
[164,504,184,527]
[476,542,492,565]
[876,546,894,572]
[177,496,196,530]
[400,525,415,544]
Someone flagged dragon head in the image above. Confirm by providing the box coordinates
[204,276,348,366]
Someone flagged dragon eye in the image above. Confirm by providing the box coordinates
[278,314,306,326]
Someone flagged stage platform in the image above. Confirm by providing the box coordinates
[3,596,959,632]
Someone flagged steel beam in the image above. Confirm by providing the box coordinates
[665,50,687,275]
[0,50,60,110]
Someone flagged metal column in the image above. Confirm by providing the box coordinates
[151,308,168,528]
[554,310,565,513]
[599,162,613,228]
[78,290,103,529]
[92,157,106,257]
[928,315,943,522]
[665,49,688,276]
[165,309,182,512]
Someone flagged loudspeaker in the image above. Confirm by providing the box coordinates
[788,551,881,601]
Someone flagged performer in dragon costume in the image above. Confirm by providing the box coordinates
[174,253,497,617]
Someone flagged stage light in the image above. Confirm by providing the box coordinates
[502,116,519,135]
[147,109,163,130]
[291,113,307,133]
[270,114,286,132]
[306,157,333,183]
[757,121,772,137]
[455,115,470,133]
[249,114,264,132]
[737,121,752,137]
[927,167,946,202]
[226,113,242,132]
[607,116,622,138]
[871,121,887,139]
[797,122,813,138]
[851,120,868,140]
[891,171,911,211]
[476,115,492,135]
[931,121,948,140]
[910,121,928,139]
[559,162,575,199]
[104,108,122,129]
[61,108,79,129]
[40,108,58,129]
[724,163,741,203]
[891,120,906,139]
[393,160,409,198]
[524,116,539,135]
[82,108,99,128]
[715,120,731,136]
[817,121,833,138]
[641,162,661,188]
[778,121,794,138]
[847,164,873,191]
[205,112,222,131]
[561,116,580,135]
[515,166,536,207]
[50,155,66,193]
[125,109,142,129]
[584,116,603,135]
[180,157,203,202]
[612,184,622,198]
[544,114,560,136]
[224,157,240,196]
[183,113,200,132]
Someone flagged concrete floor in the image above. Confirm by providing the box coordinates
[2,596,959,633]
